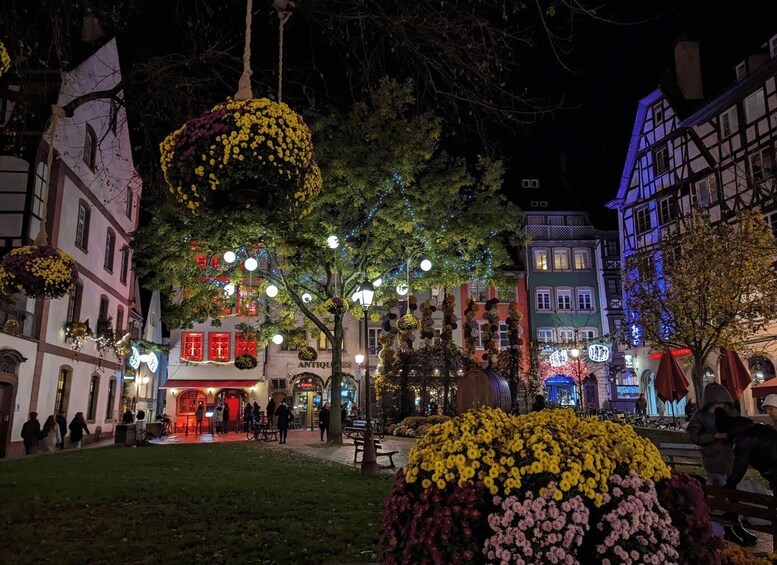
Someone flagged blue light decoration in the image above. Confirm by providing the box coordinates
[630,323,642,347]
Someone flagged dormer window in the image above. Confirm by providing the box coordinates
[652,103,664,125]
[83,125,97,170]
[736,61,747,81]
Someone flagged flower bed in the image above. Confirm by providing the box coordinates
[389,415,451,438]
[0,245,78,299]
[380,407,738,564]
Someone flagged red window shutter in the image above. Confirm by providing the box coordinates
[235,333,257,357]
[181,332,204,361]
[209,332,231,361]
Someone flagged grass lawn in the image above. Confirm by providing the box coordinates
[0,443,393,564]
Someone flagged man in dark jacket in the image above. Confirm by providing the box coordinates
[21,412,41,455]
[687,383,737,486]
[266,398,276,428]
[56,411,67,449]
[716,409,777,492]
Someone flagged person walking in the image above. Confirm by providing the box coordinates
[319,402,331,442]
[21,412,41,455]
[56,411,67,449]
[266,397,276,428]
[531,395,546,412]
[40,415,61,452]
[635,393,648,415]
[222,402,230,433]
[213,402,223,434]
[243,401,253,432]
[275,400,291,444]
[687,383,737,486]
[68,412,90,448]
[195,401,205,434]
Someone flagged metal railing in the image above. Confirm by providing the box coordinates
[524,225,596,241]
[0,302,36,339]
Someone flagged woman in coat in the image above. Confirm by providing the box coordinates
[213,403,223,434]
[68,412,90,448]
[687,383,737,486]
[275,401,291,444]
[40,415,61,452]
[319,403,331,442]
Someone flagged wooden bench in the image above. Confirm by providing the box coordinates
[659,442,704,468]
[353,437,399,468]
[344,420,367,439]
[701,484,777,550]
[259,426,279,442]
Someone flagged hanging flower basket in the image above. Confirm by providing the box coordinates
[397,314,420,333]
[0,245,78,299]
[160,98,321,213]
[235,353,258,370]
[0,41,10,78]
[297,346,318,362]
[323,296,348,315]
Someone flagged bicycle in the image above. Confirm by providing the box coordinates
[372,419,385,439]
[246,419,263,441]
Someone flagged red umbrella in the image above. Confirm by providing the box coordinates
[655,351,690,403]
[719,348,752,401]
[752,375,777,397]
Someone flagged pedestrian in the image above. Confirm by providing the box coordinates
[40,415,61,452]
[275,400,291,444]
[635,393,647,415]
[213,402,223,434]
[252,401,261,425]
[121,408,134,424]
[761,394,777,430]
[266,397,276,428]
[222,402,230,433]
[21,412,41,455]
[684,398,697,422]
[68,412,90,448]
[136,408,146,422]
[319,402,331,442]
[687,383,737,486]
[195,401,205,434]
[341,405,347,427]
[531,395,546,412]
[56,411,67,449]
[243,401,253,432]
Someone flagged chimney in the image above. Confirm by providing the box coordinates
[674,40,704,100]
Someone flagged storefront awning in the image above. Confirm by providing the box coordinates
[160,379,262,389]
[752,376,777,397]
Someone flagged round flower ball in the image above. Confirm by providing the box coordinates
[0,40,10,78]
[297,346,318,362]
[234,353,258,370]
[160,98,321,213]
[397,314,420,332]
[0,245,78,299]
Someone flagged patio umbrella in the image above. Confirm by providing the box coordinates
[751,375,777,398]
[655,351,690,424]
[718,348,752,402]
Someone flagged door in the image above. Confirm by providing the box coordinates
[0,383,12,458]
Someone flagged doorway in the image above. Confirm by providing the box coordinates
[216,389,246,433]
[291,375,323,429]
[544,375,576,406]
[0,383,12,458]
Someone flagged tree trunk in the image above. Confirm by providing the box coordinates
[692,352,707,406]
[329,314,344,445]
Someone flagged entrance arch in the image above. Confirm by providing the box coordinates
[583,374,599,412]
[0,349,25,458]
[290,373,325,429]
[215,389,248,433]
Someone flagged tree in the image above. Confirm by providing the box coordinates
[623,210,777,403]
[134,78,523,444]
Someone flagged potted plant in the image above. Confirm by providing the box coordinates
[234,353,258,370]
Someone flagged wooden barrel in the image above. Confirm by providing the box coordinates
[456,368,511,413]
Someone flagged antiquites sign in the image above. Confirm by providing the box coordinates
[297,361,353,369]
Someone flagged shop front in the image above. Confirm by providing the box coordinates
[326,375,359,416]
[291,373,324,430]
[544,375,577,407]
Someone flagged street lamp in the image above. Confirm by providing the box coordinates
[354,280,377,476]
[568,347,584,412]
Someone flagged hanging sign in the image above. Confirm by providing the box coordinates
[549,350,568,367]
[587,344,610,363]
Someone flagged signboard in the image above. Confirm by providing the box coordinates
[298,361,353,369]
[549,350,568,367]
[649,348,692,360]
[587,344,610,363]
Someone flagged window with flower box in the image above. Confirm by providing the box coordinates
[181,332,204,361]
[209,332,231,361]
[235,333,257,357]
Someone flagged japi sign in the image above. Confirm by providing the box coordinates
[649,348,692,360]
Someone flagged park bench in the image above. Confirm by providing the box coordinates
[344,419,367,439]
[353,437,399,468]
[659,442,704,468]
[260,426,279,442]
[701,484,777,550]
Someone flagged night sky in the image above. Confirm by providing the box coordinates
[516,0,777,227]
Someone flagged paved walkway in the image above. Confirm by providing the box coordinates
[152,428,416,474]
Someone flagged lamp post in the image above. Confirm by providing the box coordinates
[354,280,377,476]
[354,353,364,413]
[569,347,584,413]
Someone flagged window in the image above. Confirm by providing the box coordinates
[98,297,109,325]
[744,89,766,123]
[271,379,287,390]
[235,333,258,357]
[638,256,655,280]
[694,175,718,207]
[368,327,381,354]
[280,330,303,351]
[652,103,664,125]
[573,249,591,270]
[104,229,115,272]
[105,378,116,420]
[178,390,207,415]
[537,328,554,343]
[318,331,333,351]
[208,332,230,361]
[522,178,540,189]
[499,323,509,348]
[720,106,739,138]
[536,289,551,311]
[556,289,572,311]
[477,323,489,348]
[606,240,619,257]
[635,206,651,234]
[497,286,516,302]
[87,375,100,421]
[66,283,83,323]
[553,249,570,270]
[116,306,124,335]
[606,278,620,296]
[534,249,550,271]
[557,328,575,343]
[55,367,71,414]
[749,146,775,182]
[32,162,48,218]
[181,332,204,361]
[577,289,593,311]
[657,197,677,225]
[770,35,777,58]
[119,247,129,284]
[125,188,133,219]
[83,125,97,169]
[580,328,597,341]
[736,61,747,81]
[75,202,90,249]
[469,279,489,302]
[653,144,670,174]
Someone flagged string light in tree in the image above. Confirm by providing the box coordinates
[302,292,312,303]
[266,284,279,297]
[327,235,339,249]
[272,334,284,345]
[244,258,258,272]
[224,251,237,264]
